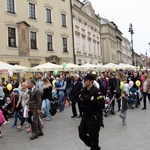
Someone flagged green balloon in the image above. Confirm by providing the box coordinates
[62,63,67,68]
[2,92,5,98]
[53,70,58,75]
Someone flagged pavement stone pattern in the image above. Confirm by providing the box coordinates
[0,103,150,150]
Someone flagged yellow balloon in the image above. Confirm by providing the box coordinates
[113,67,116,71]
[7,83,12,91]
[120,81,124,89]
[135,80,141,87]
[92,71,96,75]
[137,66,140,70]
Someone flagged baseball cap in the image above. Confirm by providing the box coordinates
[84,74,95,81]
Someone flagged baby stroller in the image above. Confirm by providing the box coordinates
[128,88,138,108]
[104,93,116,117]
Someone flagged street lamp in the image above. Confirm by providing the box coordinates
[128,23,134,66]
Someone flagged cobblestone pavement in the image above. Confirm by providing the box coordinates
[0,103,150,150]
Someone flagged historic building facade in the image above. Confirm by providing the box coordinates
[0,0,74,67]
[71,0,102,65]
[100,17,132,65]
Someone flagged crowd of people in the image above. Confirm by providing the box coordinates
[0,69,150,149]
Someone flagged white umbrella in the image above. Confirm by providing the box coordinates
[32,62,61,71]
[78,63,96,71]
[94,64,103,69]
[12,64,30,72]
[116,63,136,70]
[116,63,127,70]
[61,63,79,70]
[102,63,118,70]
[0,61,15,73]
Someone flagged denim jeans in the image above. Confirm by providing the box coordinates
[13,111,23,126]
[42,99,51,118]
[58,94,64,112]
[119,110,127,123]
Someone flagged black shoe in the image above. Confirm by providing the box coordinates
[30,135,38,140]
[71,115,77,118]
[77,115,82,118]
[38,132,44,136]
[142,107,146,110]
[111,110,115,115]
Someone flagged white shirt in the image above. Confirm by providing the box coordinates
[93,80,99,89]
[123,83,130,95]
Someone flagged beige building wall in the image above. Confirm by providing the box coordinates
[0,0,74,67]
[101,18,132,65]
[72,0,102,65]
[121,37,132,64]
[100,21,117,64]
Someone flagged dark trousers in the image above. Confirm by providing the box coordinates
[78,115,101,150]
[20,116,31,126]
[30,109,42,136]
[71,101,82,116]
[143,92,150,108]
[2,109,9,121]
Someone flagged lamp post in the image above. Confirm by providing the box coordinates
[128,23,134,66]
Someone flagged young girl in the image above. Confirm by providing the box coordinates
[2,97,12,124]
[118,90,128,125]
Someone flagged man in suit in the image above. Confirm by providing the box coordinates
[28,79,43,140]
[70,74,83,118]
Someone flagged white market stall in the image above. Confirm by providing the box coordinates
[31,62,61,72]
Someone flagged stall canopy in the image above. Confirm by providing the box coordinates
[101,63,118,70]
[61,63,79,70]
[12,64,30,72]
[78,63,96,70]
[31,62,61,71]
[0,61,15,73]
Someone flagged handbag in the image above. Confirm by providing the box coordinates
[0,109,5,124]
[23,105,29,118]
[50,103,57,116]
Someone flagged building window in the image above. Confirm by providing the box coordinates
[75,34,80,52]
[7,0,15,14]
[46,9,52,23]
[61,14,66,27]
[47,35,53,51]
[29,3,36,19]
[62,37,68,52]
[30,31,37,49]
[8,27,16,47]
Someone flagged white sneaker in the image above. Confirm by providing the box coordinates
[45,117,51,121]
[3,121,10,125]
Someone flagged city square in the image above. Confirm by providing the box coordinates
[0,105,150,150]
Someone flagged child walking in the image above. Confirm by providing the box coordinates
[118,90,128,125]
